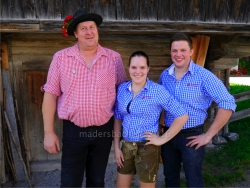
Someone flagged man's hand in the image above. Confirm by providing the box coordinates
[44,132,60,154]
[186,133,211,150]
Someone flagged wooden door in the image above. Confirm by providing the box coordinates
[13,61,63,171]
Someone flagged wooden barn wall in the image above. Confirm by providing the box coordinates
[1,0,249,23]
[4,33,172,162]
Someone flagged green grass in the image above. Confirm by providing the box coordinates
[201,84,250,187]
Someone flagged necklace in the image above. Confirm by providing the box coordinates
[132,89,142,94]
[131,88,142,99]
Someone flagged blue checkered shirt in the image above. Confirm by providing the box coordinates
[114,78,187,142]
[159,60,236,129]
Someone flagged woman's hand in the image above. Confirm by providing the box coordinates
[114,148,124,168]
[142,132,166,146]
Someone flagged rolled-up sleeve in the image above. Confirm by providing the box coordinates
[203,73,236,112]
[43,53,62,96]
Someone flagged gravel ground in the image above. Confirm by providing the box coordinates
[3,163,250,187]
[2,163,166,188]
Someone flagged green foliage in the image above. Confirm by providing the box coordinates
[238,59,250,75]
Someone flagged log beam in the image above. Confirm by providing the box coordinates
[1,20,250,35]
[206,34,242,62]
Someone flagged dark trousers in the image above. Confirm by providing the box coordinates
[60,118,113,187]
[161,129,205,188]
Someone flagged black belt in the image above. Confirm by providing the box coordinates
[163,125,203,135]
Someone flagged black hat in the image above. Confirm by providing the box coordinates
[67,8,103,35]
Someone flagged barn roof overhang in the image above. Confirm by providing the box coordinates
[1,20,250,62]
[1,20,250,36]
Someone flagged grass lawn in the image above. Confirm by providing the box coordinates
[202,84,250,187]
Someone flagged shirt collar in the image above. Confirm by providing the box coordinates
[67,43,107,58]
[167,60,195,76]
[127,78,150,92]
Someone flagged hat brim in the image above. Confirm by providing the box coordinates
[67,13,102,35]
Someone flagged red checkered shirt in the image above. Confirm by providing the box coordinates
[43,43,127,127]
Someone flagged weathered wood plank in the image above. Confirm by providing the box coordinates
[171,0,188,21]
[1,0,11,19]
[9,0,24,19]
[0,48,6,184]
[139,0,158,21]
[1,20,250,35]
[11,55,53,62]
[4,0,35,19]
[87,0,116,20]
[61,0,87,18]
[4,111,31,186]
[0,23,39,32]
[231,0,250,23]
[35,0,61,19]
[1,0,250,23]
[20,0,36,19]
[0,105,6,183]
[228,108,250,123]
[229,36,250,45]
[12,62,30,175]
[12,47,63,55]
[205,0,221,22]
[2,70,26,181]
[117,0,139,20]
[116,0,122,20]
[25,71,48,161]
[0,106,5,184]
[11,40,74,48]
[206,34,241,62]
[213,58,239,71]
[157,0,170,21]
[233,91,250,102]
[22,61,51,71]
[189,0,203,21]
[226,45,250,58]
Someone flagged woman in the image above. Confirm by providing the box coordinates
[114,51,189,188]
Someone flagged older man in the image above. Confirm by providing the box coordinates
[42,8,126,187]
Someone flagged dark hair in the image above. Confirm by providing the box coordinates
[128,51,149,66]
[169,32,193,49]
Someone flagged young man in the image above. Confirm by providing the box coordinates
[42,8,126,187]
[159,32,236,187]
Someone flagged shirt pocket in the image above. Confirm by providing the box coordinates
[97,69,115,88]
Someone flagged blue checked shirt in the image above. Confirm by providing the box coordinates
[114,78,187,142]
[159,60,236,129]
